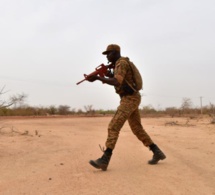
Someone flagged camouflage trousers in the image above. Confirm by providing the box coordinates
[105,93,153,150]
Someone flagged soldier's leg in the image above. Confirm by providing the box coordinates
[128,109,166,164]
[89,109,129,171]
[105,109,129,149]
[89,95,137,171]
[106,94,142,149]
[128,108,154,146]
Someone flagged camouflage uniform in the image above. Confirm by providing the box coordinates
[105,57,153,149]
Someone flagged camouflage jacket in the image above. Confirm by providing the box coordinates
[114,57,136,96]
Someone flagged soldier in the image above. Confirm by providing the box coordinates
[86,44,166,171]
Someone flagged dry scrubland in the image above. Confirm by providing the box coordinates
[0,116,215,195]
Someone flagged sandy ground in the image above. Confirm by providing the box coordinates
[0,116,215,195]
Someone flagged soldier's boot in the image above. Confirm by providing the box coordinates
[89,150,112,171]
[148,144,166,165]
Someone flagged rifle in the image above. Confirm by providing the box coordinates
[76,63,114,85]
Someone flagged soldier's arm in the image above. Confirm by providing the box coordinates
[86,75,120,86]
[97,76,120,86]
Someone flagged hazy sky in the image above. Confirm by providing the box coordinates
[1,0,215,110]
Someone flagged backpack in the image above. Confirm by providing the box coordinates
[121,57,143,91]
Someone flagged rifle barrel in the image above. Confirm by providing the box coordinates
[76,79,86,85]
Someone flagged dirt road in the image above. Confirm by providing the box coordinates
[0,117,214,195]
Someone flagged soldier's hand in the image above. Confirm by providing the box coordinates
[105,70,114,78]
[86,75,98,82]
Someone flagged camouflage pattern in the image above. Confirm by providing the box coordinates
[114,57,136,95]
[105,58,154,149]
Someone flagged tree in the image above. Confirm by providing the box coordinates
[48,105,57,115]
[208,103,215,124]
[58,105,70,115]
[76,108,83,114]
[181,98,193,114]
[0,86,13,108]
[9,93,28,108]
[209,102,215,115]
[84,105,95,115]
[165,107,178,117]
[141,104,156,115]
